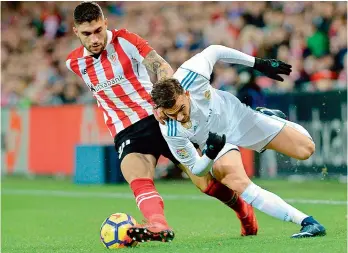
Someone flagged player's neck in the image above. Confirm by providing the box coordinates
[91,53,101,59]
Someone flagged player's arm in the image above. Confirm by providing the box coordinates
[195,45,292,81]
[142,50,174,82]
[165,132,226,177]
[143,50,174,124]
[116,29,174,81]
[165,135,213,177]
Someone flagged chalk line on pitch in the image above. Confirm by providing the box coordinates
[2,189,347,205]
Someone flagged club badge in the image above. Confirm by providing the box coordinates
[108,53,118,63]
[204,90,211,100]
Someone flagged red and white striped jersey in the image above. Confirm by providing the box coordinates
[66,29,155,137]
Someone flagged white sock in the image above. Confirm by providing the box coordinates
[241,183,308,225]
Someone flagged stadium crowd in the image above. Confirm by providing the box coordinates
[1,1,347,107]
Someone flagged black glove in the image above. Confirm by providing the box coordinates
[205,132,226,160]
[253,58,292,82]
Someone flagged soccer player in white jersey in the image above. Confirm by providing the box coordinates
[151,45,327,238]
[66,2,259,243]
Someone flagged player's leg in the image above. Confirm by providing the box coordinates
[264,120,315,160]
[229,103,314,161]
[212,149,326,238]
[159,125,243,215]
[121,152,174,242]
[255,107,315,160]
[115,116,174,243]
[121,152,163,224]
[162,138,257,236]
[177,163,210,190]
[178,157,258,236]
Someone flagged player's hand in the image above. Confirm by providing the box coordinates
[253,58,292,82]
[205,132,226,160]
[153,107,168,125]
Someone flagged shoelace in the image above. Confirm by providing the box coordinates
[300,223,317,232]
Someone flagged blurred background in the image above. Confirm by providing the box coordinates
[1,1,347,181]
[2,3,347,252]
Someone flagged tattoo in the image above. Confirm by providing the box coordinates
[157,67,171,81]
[143,50,162,72]
[143,50,173,81]
[152,61,161,73]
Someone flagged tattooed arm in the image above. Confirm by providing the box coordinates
[143,50,173,124]
[142,50,174,82]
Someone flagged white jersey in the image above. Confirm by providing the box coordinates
[159,50,286,171]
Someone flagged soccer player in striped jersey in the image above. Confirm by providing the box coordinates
[66,2,258,243]
[151,45,327,238]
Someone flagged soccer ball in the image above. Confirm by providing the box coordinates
[100,213,138,249]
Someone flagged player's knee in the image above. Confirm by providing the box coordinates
[227,178,251,194]
[219,166,251,194]
[304,141,315,159]
[296,140,315,160]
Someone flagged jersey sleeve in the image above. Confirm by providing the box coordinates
[115,29,154,62]
[164,135,201,170]
[65,59,73,72]
[159,122,214,176]
[179,53,213,80]
[180,45,255,80]
[66,47,84,78]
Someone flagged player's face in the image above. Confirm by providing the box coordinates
[163,92,191,123]
[73,18,108,55]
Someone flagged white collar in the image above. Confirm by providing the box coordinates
[83,30,112,57]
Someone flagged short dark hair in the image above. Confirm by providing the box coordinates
[151,78,184,109]
[74,1,104,25]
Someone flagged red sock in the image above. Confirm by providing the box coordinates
[130,178,168,226]
[203,178,248,217]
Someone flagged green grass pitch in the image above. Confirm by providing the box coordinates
[1,177,347,253]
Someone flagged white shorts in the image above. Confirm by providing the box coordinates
[216,90,286,153]
[226,110,286,153]
[214,143,239,162]
[240,113,286,152]
[209,113,285,177]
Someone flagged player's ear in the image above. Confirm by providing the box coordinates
[185,90,190,97]
[73,26,79,37]
[104,18,108,28]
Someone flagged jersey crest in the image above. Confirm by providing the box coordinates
[108,52,118,63]
[204,90,211,100]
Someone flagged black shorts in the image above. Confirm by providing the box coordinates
[114,115,179,164]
